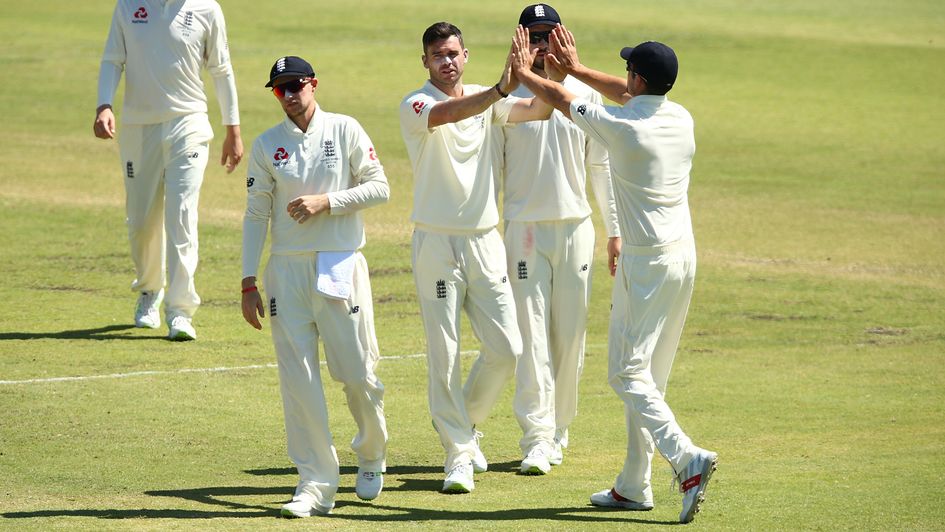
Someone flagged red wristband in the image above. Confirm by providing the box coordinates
[241,285,258,294]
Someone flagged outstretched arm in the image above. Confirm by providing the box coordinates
[546,25,631,105]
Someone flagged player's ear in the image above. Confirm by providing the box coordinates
[310,78,318,90]
[464,49,469,62]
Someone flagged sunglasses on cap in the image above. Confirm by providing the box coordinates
[271,78,310,98]
[529,30,552,44]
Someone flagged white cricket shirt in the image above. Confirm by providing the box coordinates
[98,0,239,125]
[400,81,516,233]
[503,77,620,238]
[242,106,390,278]
[569,95,695,246]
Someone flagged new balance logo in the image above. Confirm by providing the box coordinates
[126,161,135,179]
[350,305,360,314]
[246,177,255,188]
[581,264,589,272]
[517,260,528,280]
[435,280,447,299]
[188,151,199,159]
[269,297,277,317]
[501,276,508,283]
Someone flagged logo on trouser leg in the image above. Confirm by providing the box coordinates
[435,280,447,299]
[350,305,360,314]
[126,161,135,179]
[269,297,277,317]
[581,264,588,272]
[517,260,528,280]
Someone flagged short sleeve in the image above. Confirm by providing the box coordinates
[400,92,438,135]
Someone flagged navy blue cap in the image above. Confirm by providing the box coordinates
[519,4,561,27]
[266,56,315,87]
[620,41,678,92]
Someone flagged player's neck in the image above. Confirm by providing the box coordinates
[288,103,316,132]
[430,78,463,98]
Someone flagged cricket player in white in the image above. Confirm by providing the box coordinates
[399,22,556,494]
[512,27,719,523]
[240,56,389,518]
[93,0,243,340]
[502,4,621,476]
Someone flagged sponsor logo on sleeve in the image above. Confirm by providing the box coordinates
[368,146,379,161]
[132,7,148,23]
[412,100,427,115]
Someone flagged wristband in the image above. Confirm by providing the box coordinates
[241,285,258,294]
[494,83,509,98]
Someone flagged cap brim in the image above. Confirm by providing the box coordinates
[265,72,312,88]
[524,19,560,27]
[620,46,634,61]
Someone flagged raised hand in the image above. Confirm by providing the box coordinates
[547,24,581,75]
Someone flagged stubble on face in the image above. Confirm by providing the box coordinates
[424,36,466,89]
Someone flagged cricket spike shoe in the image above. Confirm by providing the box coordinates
[355,469,383,501]
[589,488,654,511]
[167,316,197,341]
[280,487,332,518]
[134,289,163,329]
[677,448,718,523]
[471,429,488,473]
[520,446,552,475]
[442,462,475,494]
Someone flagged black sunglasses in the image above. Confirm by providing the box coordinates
[529,30,552,44]
[625,64,647,82]
[272,78,309,98]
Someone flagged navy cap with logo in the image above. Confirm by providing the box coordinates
[265,56,316,87]
[519,3,561,27]
[620,41,678,93]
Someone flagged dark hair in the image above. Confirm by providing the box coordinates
[422,22,464,51]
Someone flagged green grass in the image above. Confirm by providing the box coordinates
[1,0,944,530]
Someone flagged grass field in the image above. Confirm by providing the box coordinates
[1,0,944,529]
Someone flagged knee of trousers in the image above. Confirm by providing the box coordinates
[608,370,657,394]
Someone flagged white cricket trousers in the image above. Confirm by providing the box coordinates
[412,228,522,471]
[505,218,595,455]
[119,113,212,321]
[264,252,387,510]
[609,239,698,504]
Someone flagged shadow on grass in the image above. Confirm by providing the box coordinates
[0,324,164,341]
[0,464,678,524]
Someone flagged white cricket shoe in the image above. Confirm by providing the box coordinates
[134,289,163,329]
[280,491,332,518]
[677,448,718,523]
[471,429,488,473]
[442,462,475,494]
[549,439,564,466]
[520,446,552,475]
[167,316,197,341]
[589,488,654,510]
[355,469,383,501]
